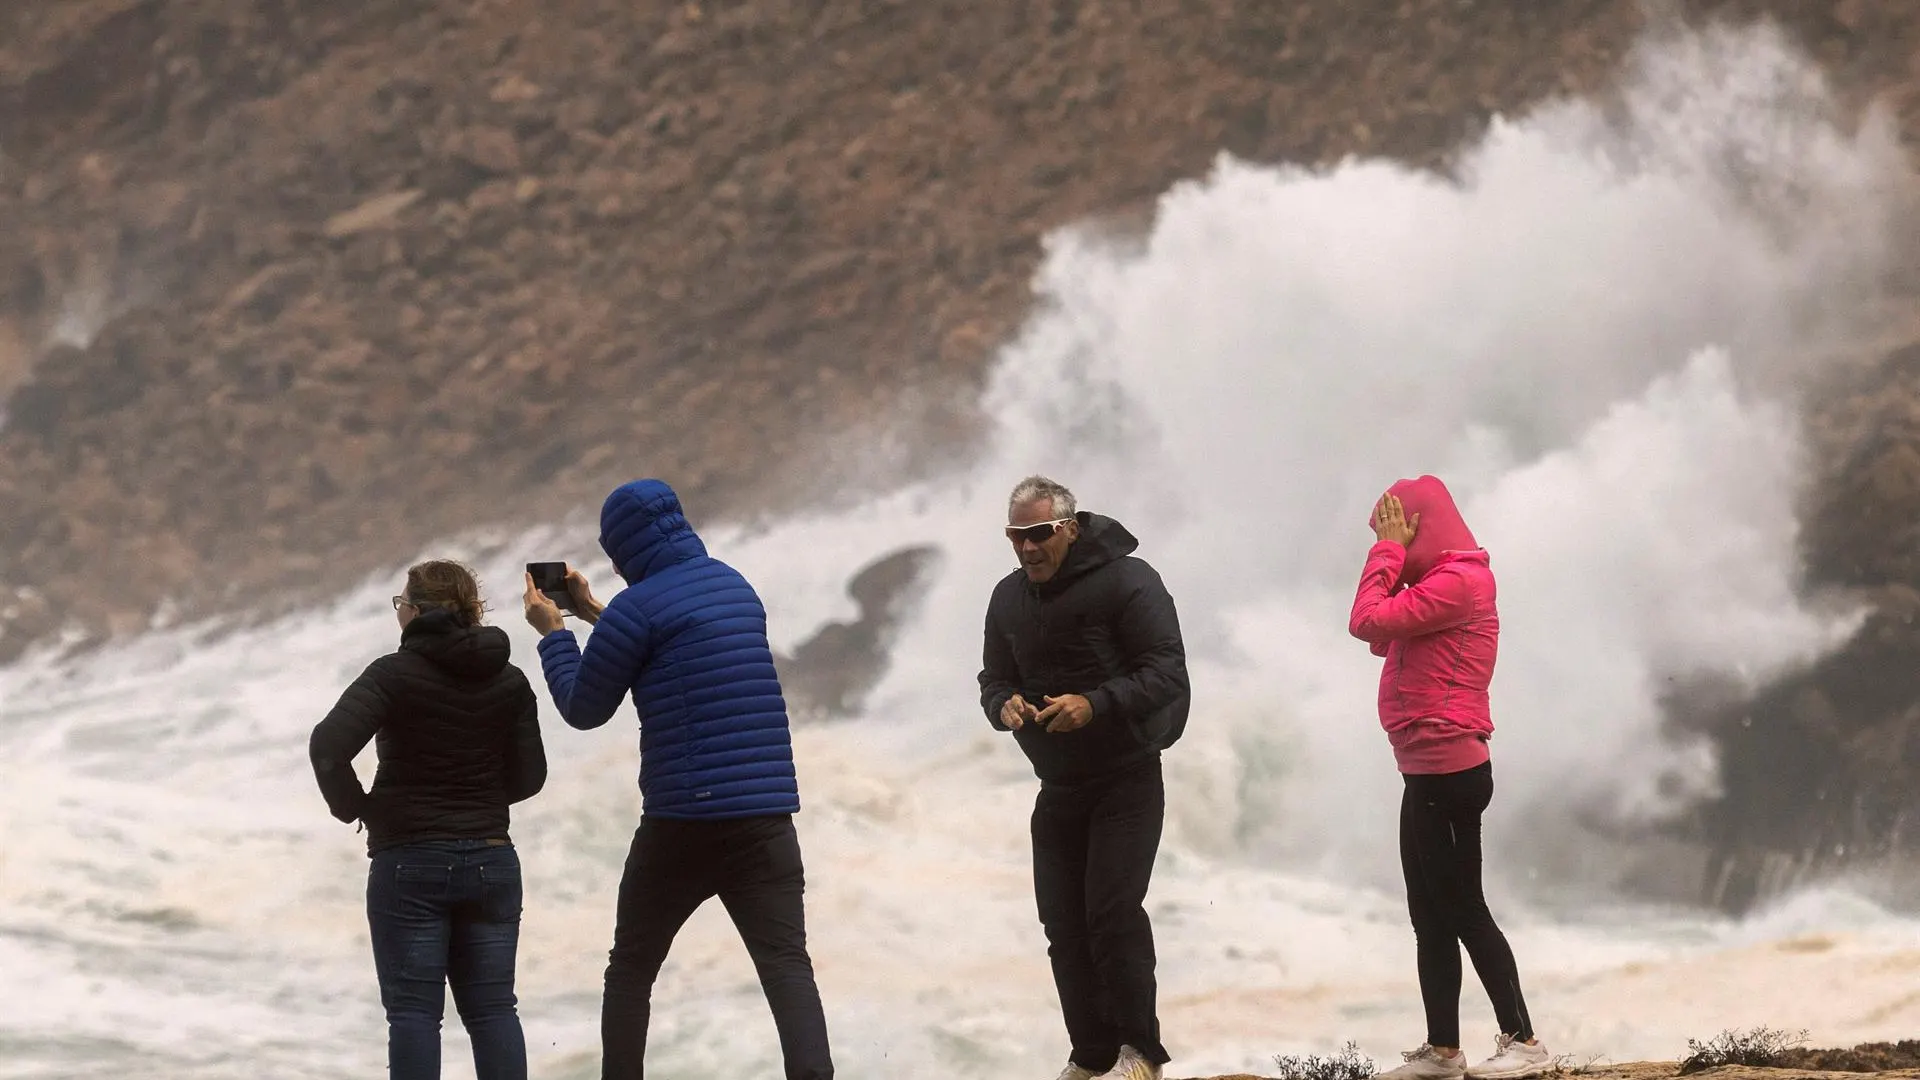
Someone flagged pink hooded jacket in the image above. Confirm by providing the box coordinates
[1347,475,1498,774]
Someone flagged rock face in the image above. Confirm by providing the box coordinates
[1684,341,1920,912]
[1181,1065,1920,1080]
[3,2,1920,908]
[778,544,941,718]
[1779,1044,1920,1073]
[0,0,1674,653]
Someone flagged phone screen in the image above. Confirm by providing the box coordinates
[526,562,575,614]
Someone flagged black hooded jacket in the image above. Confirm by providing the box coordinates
[978,512,1191,784]
[309,609,546,855]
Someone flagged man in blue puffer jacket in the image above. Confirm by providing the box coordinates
[523,478,833,1080]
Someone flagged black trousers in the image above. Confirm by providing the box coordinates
[600,814,833,1079]
[1400,762,1534,1048]
[1032,755,1170,1072]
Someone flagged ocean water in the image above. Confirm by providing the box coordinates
[5,18,1920,1080]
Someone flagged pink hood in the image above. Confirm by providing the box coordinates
[1386,474,1477,585]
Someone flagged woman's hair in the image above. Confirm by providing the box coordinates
[404,560,487,627]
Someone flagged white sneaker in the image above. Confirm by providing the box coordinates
[1052,1065,1097,1080]
[1096,1044,1163,1080]
[1468,1034,1552,1079]
[1381,1044,1468,1080]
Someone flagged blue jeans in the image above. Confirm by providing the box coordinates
[367,840,528,1080]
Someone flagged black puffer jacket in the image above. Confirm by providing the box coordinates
[978,512,1191,784]
[309,610,546,855]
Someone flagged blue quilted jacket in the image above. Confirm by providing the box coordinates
[536,479,801,819]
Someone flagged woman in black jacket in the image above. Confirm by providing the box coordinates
[310,560,547,1080]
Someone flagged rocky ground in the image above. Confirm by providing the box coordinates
[1190,1060,1912,1068]
[3,1,1920,908]
[1186,1060,1920,1080]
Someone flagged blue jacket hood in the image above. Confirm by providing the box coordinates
[600,479,708,584]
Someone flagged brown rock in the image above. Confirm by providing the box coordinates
[465,179,521,213]
[488,74,543,104]
[1189,1064,1920,1080]
[323,189,425,239]
[1868,441,1920,505]
[452,126,523,175]
[0,317,31,396]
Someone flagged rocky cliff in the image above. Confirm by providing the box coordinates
[3,0,1920,909]
[0,0,1694,646]
[1188,1067,1920,1080]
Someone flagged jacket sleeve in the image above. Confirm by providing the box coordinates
[978,600,1020,731]
[537,599,652,730]
[1084,564,1189,728]
[1349,541,1474,642]
[308,661,390,824]
[503,674,547,803]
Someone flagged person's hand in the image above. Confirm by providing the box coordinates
[1000,693,1039,731]
[565,566,605,625]
[1371,492,1420,547]
[523,572,567,636]
[1036,693,1093,734]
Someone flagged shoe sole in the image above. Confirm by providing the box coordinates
[1470,1063,1553,1079]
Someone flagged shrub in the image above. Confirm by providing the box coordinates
[1678,1028,1809,1075]
[1272,1041,1377,1080]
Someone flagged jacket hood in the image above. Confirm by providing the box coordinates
[400,609,512,680]
[600,479,709,584]
[1386,474,1478,584]
[1033,511,1138,594]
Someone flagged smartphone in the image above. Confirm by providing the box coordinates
[526,562,576,615]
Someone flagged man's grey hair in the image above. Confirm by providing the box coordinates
[1008,475,1077,519]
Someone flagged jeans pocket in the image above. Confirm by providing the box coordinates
[395,862,454,893]
[479,861,523,922]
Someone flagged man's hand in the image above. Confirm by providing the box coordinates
[523,572,567,636]
[1036,693,1093,734]
[565,566,605,625]
[1371,492,1420,547]
[1000,693,1038,731]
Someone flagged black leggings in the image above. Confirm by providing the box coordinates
[1400,762,1533,1048]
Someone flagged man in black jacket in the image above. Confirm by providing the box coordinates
[978,476,1190,1080]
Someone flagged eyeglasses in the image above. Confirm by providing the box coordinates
[1004,518,1074,545]
[391,595,414,610]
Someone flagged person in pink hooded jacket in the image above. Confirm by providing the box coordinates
[1349,476,1551,1080]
